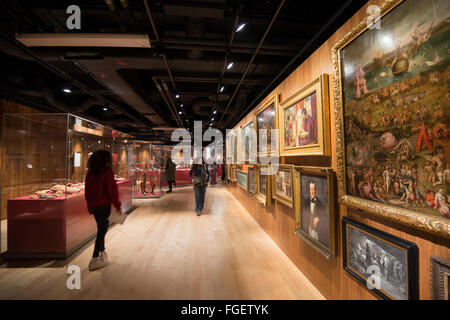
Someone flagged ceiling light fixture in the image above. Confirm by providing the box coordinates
[175,93,180,99]
[227,61,233,70]
[213,110,217,114]
[220,86,224,93]
[103,107,108,111]
[178,111,182,115]
[236,23,246,32]
[63,88,71,93]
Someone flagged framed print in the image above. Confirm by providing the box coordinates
[431,256,450,300]
[255,165,272,206]
[230,165,237,182]
[295,167,335,259]
[255,94,278,158]
[342,216,419,300]
[332,0,450,238]
[272,165,294,207]
[248,166,256,195]
[279,74,331,156]
[237,170,249,191]
[239,120,257,164]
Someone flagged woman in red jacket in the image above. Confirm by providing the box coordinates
[85,150,122,271]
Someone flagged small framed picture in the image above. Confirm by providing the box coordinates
[272,164,294,208]
[295,167,335,258]
[431,256,450,300]
[248,166,256,195]
[255,165,271,207]
[342,216,419,300]
[237,170,248,191]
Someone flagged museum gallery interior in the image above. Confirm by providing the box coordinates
[0,0,448,301]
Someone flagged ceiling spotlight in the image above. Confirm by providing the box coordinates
[63,88,71,93]
[227,61,234,70]
[220,86,225,93]
[103,107,108,111]
[180,104,184,107]
[178,111,182,115]
[236,23,246,32]
[213,110,217,114]
[175,93,180,99]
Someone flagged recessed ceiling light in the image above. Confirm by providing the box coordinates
[63,88,71,93]
[220,86,224,92]
[103,107,108,111]
[179,111,182,114]
[175,93,180,99]
[180,104,184,107]
[213,110,217,114]
[227,61,233,70]
[236,23,246,32]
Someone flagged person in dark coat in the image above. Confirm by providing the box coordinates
[301,181,329,248]
[164,155,176,193]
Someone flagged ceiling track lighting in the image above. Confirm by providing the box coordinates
[236,23,246,32]
[63,88,71,93]
[227,61,233,70]
[220,86,224,93]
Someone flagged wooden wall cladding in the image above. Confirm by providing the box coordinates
[0,100,42,219]
[228,0,450,300]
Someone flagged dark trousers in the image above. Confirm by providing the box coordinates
[194,185,207,212]
[91,205,111,258]
[168,180,175,191]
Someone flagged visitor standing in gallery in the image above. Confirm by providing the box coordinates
[165,155,176,193]
[85,150,122,271]
[189,161,210,216]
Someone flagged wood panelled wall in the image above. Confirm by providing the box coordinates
[227,0,450,300]
[0,100,42,219]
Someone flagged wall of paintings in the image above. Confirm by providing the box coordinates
[226,0,450,300]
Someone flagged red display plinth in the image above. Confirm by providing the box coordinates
[7,179,133,258]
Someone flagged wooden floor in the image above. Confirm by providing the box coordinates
[0,184,324,300]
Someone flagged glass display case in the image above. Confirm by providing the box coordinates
[1,113,134,258]
[132,141,164,199]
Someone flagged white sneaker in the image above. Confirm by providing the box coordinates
[100,250,108,261]
[88,257,109,271]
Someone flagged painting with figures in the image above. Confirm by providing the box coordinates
[340,0,450,220]
[260,174,267,196]
[256,102,276,156]
[248,167,255,194]
[343,216,418,300]
[273,166,293,206]
[284,92,318,148]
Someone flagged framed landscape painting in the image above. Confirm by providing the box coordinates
[237,170,248,191]
[272,165,294,207]
[255,94,278,159]
[332,0,450,238]
[294,167,335,259]
[279,75,331,156]
[342,216,418,300]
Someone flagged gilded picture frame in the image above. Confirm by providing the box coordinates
[279,74,331,156]
[332,0,450,239]
[248,165,256,195]
[254,93,279,159]
[238,120,257,164]
[237,170,249,191]
[271,164,294,208]
[430,255,450,300]
[255,165,272,207]
[294,167,336,259]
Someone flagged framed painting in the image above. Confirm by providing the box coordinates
[271,164,294,207]
[342,216,419,300]
[255,94,279,159]
[230,165,237,182]
[237,170,249,191]
[255,165,272,207]
[294,167,336,259]
[239,120,257,164]
[431,256,450,300]
[279,74,331,156]
[332,0,450,238]
[248,166,256,195]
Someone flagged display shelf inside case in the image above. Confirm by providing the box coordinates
[1,113,135,258]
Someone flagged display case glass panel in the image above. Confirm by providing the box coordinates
[1,113,134,257]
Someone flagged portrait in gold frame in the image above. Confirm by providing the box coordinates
[332,0,450,239]
[294,167,336,259]
[279,74,331,156]
[255,165,272,207]
[254,93,279,159]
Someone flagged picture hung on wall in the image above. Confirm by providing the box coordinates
[237,170,249,191]
[430,255,450,300]
[272,164,294,207]
[248,166,256,195]
[255,94,278,158]
[240,120,256,163]
[342,216,419,300]
[255,165,271,207]
[279,75,331,156]
[295,167,335,259]
[332,0,450,238]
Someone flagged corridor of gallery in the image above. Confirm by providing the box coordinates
[0,184,324,300]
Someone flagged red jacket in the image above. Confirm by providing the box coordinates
[85,169,121,211]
